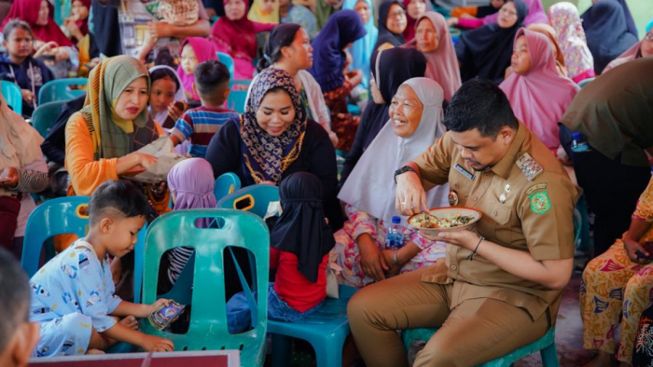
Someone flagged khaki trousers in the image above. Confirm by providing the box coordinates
[347,267,550,367]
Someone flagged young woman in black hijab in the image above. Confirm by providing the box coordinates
[455,0,527,83]
[341,47,426,183]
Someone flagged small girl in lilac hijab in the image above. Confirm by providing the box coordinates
[161,158,217,290]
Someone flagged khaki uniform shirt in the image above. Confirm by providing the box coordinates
[413,123,579,322]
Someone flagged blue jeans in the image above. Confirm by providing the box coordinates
[226,283,323,333]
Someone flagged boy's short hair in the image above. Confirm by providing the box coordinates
[0,248,30,352]
[2,19,33,41]
[194,60,230,101]
[444,78,518,138]
[89,180,149,225]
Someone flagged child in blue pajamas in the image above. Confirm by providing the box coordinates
[29,180,174,357]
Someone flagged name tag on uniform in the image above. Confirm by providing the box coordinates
[454,163,475,180]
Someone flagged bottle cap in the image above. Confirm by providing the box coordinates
[391,216,401,224]
[571,131,582,140]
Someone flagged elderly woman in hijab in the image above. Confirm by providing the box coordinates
[603,19,653,73]
[341,47,426,183]
[548,2,595,83]
[205,67,343,231]
[333,77,449,288]
[0,91,48,259]
[456,0,528,83]
[65,55,167,213]
[403,11,461,102]
[309,10,367,151]
[500,28,577,152]
[375,0,408,51]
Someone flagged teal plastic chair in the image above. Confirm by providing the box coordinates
[402,327,559,366]
[269,285,357,367]
[38,78,87,104]
[226,79,251,113]
[217,52,236,80]
[1,80,23,115]
[30,100,66,137]
[53,0,71,26]
[214,172,242,200]
[216,184,279,218]
[578,77,595,89]
[21,196,90,277]
[140,209,269,366]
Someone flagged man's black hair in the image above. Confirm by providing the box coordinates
[444,78,518,137]
[89,180,149,225]
[0,248,30,352]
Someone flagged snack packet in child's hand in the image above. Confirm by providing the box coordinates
[148,300,185,330]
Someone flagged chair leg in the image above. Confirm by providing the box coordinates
[270,334,292,367]
[540,343,559,367]
[314,335,346,367]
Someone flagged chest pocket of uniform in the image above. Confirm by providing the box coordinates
[485,203,518,245]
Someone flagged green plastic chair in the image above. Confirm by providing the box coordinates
[31,100,66,138]
[577,77,595,89]
[140,209,269,366]
[38,78,87,104]
[214,172,242,201]
[216,184,279,218]
[217,52,236,80]
[402,327,559,366]
[1,80,23,115]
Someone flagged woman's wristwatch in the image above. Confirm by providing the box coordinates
[393,165,416,183]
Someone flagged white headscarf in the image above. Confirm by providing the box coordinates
[148,65,187,127]
[0,92,43,171]
[339,77,449,223]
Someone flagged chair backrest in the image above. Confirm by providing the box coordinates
[214,172,242,200]
[1,80,23,115]
[217,52,236,80]
[578,77,595,89]
[216,184,279,218]
[226,79,251,114]
[140,209,269,365]
[21,196,90,277]
[38,78,87,105]
[31,100,66,138]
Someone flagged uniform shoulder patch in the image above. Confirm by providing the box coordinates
[516,153,543,182]
[529,190,551,215]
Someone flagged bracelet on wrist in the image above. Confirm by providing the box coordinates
[467,235,484,261]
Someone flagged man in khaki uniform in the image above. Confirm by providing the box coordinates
[347,79,579,367]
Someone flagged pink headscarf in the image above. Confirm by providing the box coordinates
[0,0,73,47]
[484,0,547,26]
[404,12,461,101]
[603,39,645,73]
[500,28,577,151]
[548,2,595,83]
[177,37,217,101]
[211,0,275,79]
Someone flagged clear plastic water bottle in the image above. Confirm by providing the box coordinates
[386,216,405,249]
[571,132,591,153]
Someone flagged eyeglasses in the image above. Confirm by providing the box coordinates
[645,32,653,41]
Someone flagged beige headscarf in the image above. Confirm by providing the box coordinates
[0,92,43,171]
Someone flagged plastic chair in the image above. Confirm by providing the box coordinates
[215,172,242,200]
[217,52,236,80]
[577,77,595,89]
[402,327,559,366]
[269,285,357,367]
[226,79,251,113]
[1,80,23,115]
[140,209,269,366]
[38,78,87,104]
[30,100,66,138]
[216,184,279,218]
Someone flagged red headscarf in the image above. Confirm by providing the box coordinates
[211,0,274,79]
[72,0,91,38]
[1,0,73,47]
[402,0,417,42]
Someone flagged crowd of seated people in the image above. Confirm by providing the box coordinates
[0,0,652,366]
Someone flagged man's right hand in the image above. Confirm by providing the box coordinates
[395,169,428,216]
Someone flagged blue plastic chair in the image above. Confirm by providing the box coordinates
[1,80,23,115]
[30,100,66,137]
[269,285,357,367]
[140,209,269,366]
[226,79,251,113]
[38,78,87,104]
[216,184,279,218]
[214,172,242,201]
[21,196,90,277]
[217,52,236,80]
[402,327,559,366]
